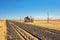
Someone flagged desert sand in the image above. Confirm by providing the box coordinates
[0,20,7,40]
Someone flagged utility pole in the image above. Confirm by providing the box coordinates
[20,16,21,22]
[47,12,49,23]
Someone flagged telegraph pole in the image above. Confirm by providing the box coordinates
[47,12,49,23]
[20,16,21,22]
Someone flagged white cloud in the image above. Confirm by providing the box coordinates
[33,16,60,20]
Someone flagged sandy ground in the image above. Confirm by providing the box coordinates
[14,20,60,31]
[0,20,7,40]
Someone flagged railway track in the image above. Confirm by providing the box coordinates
[6,20,60,40]
[6,21,40,40]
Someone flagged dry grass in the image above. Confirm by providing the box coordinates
[0,20,7,40]
[14,20,60,31]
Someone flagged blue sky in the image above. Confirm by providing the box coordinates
[0,0,60,19]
